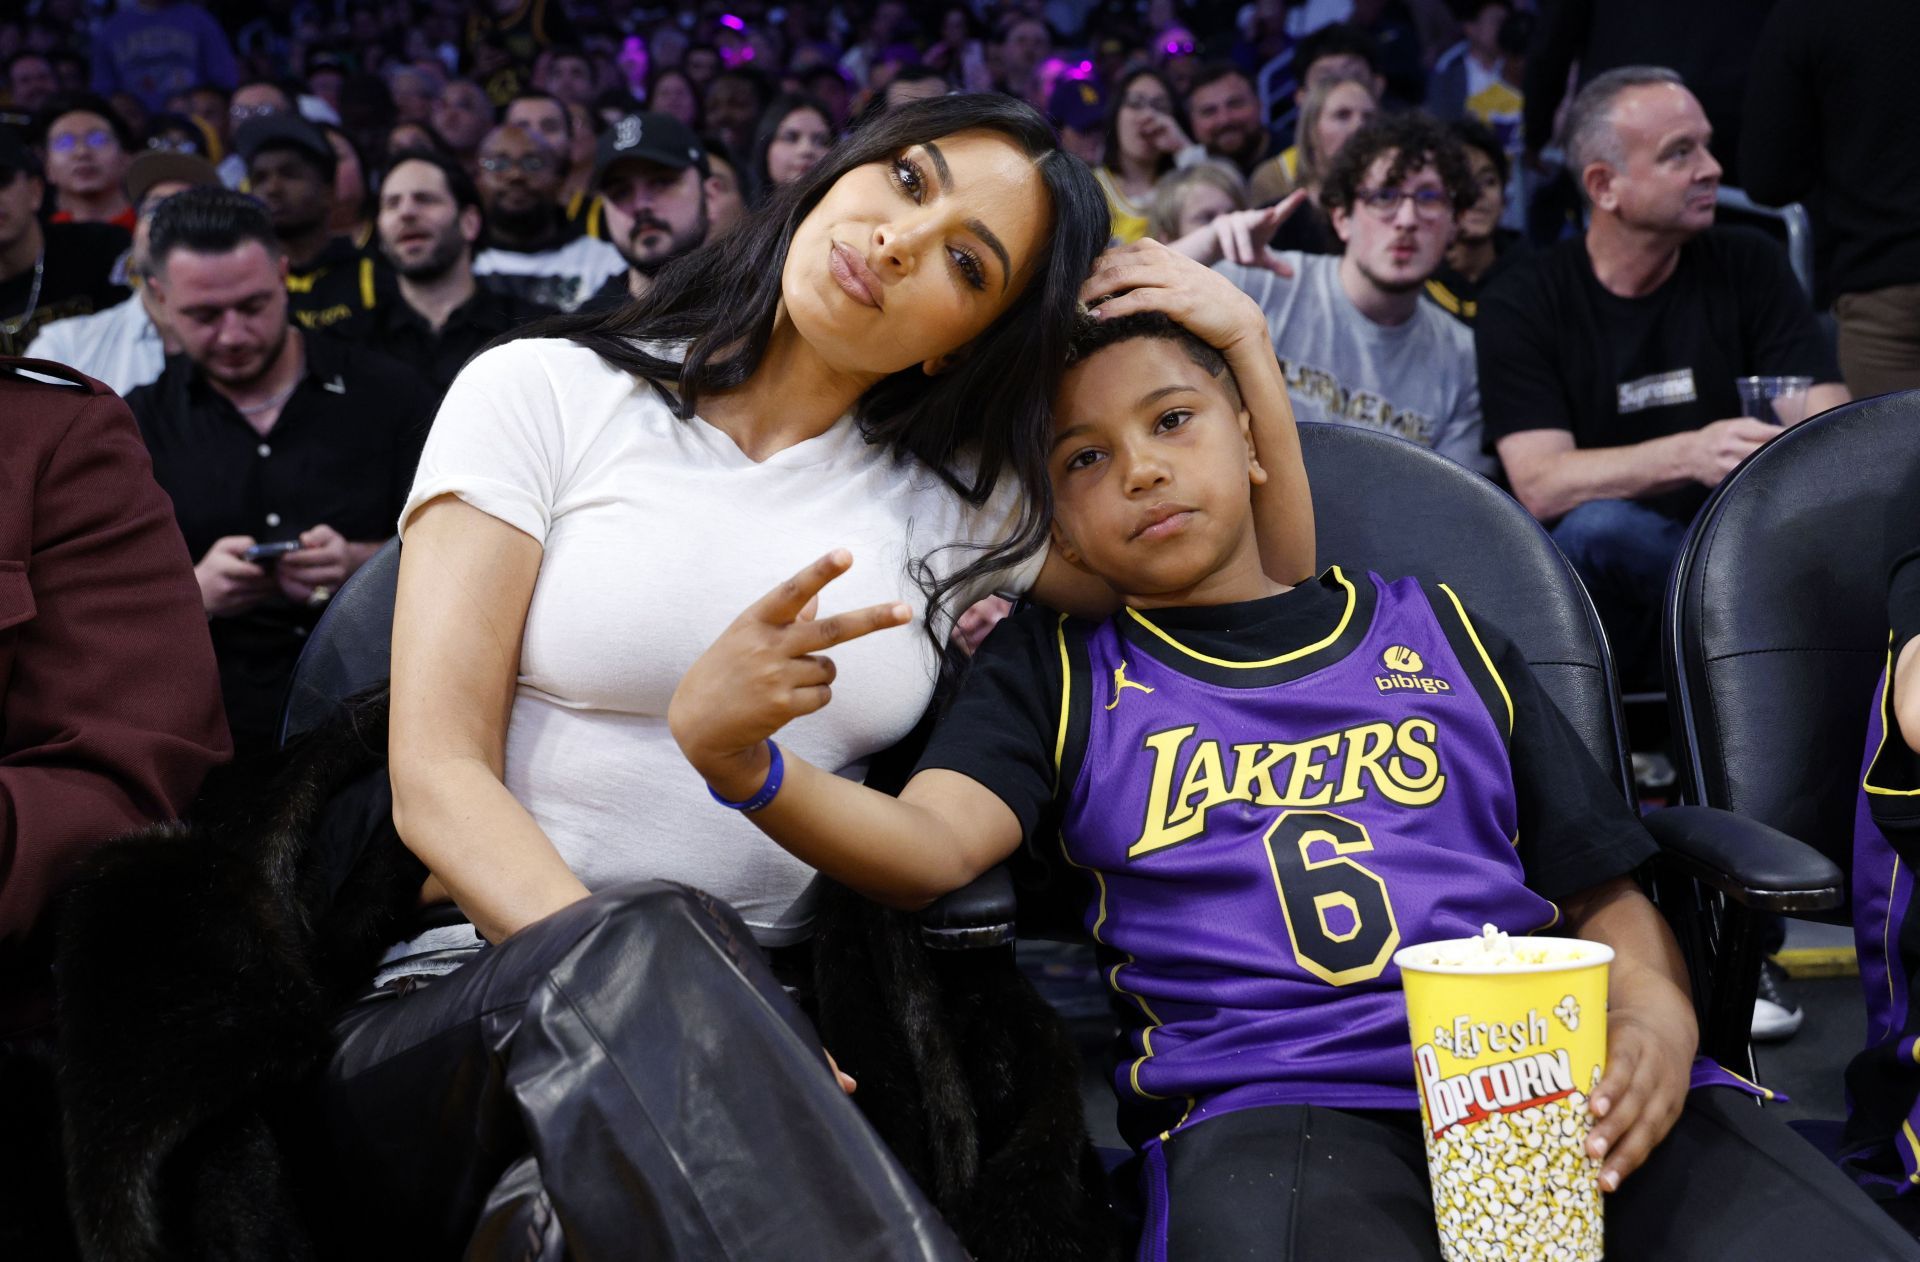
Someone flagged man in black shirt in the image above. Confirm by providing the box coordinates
[1743,0,1920,398]
[581,112,709,311]
[1478,67,1845,690]
[370,147,551,395]
[127,186,433,756]
[0,127,129,355]
[236,113,395,339]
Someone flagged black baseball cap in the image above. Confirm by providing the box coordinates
[594,112,708,189]
[235,113,338,178]
[0,126,41,178]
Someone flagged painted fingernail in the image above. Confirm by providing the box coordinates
[1591,1096,1610,1116]
[1589,1135,1608,1158]
[1601,1169,1620,1192]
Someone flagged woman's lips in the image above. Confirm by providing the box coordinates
[828,241,883,309]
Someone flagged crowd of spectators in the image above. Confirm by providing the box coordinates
[2,0,1917,1113]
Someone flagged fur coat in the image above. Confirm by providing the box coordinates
[44,696,1121,1261]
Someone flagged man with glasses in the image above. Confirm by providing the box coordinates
[35,94,135,229]
[1186,112,1490,474]
[25,149,219,394]
[470,122,623,311]
[0,128,129,356]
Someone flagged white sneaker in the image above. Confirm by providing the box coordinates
[1752,959,1805,1042]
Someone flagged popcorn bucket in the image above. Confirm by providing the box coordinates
[1394,929,1613,1262]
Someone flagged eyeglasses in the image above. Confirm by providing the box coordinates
[147,135,201,155]
[1355,185,1453,220]
[1121,94,1171,113]
[50,129,118,153]
[480,154,551,174]
[230,103,280,125]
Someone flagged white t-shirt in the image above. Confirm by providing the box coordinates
[473,235,628,312]
[401,338,1047,943]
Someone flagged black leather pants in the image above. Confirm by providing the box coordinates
[323,881,965,1261]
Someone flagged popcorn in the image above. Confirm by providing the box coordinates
[1423,1096,1604,1262]
[1396,930,1615,1262]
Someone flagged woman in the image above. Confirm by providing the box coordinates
[1093,68,1195,245]
[1147,158,1248,245]
[331,94,1312,1256]
[646,65,702,130]
[750,92,835,203]
[1248,68,1378,253]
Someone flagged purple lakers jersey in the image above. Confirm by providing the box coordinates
[1842,652,1920,1192]
[1055,569,1558,1145]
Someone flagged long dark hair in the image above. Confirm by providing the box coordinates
[1101,67,1180,175]
[506,93,1106,642]
[748,92,835,205]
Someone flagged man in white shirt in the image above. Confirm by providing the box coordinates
[1190,112,1490,474]
[471,123,624,312]
[25,150,219,394]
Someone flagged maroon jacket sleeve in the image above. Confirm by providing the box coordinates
[0,375,231,943]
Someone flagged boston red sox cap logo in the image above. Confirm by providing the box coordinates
[1383,645,1424,674]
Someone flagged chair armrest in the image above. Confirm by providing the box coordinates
[1640,805,1844,914]
[916,865,1015,950]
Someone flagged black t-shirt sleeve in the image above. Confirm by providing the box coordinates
[912,606,1064,840]
[1726,230,1841,384]
[1475,614,1660,901]
[1892,552,1920,663]
[1475,259,1576,444]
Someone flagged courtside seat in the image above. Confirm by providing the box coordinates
[1665,393,1920,1073]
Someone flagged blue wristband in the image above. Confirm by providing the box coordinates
[707,741,784,812]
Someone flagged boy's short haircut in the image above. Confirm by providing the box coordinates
[1066,311,1242,409]
[1295,23,1383,79]
[1321,111,1475,217]
[1449,115,1510,187]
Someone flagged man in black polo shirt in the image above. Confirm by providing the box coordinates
[235,113,396,340]
[370,147,551,395]
[0,127,129,355]
[127,186,433,757]
[1478,66,1846,690]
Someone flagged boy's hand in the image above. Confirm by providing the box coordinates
[1081,238,1271,358]
[1585,995,1695,1192]
[668,550,911,799]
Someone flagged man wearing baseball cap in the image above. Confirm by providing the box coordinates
[236,113,395,339]
[26,150,221,394]
[581,111,710,310]
[0,126,131,356]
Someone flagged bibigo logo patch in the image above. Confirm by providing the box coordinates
[1377,645,1451,695]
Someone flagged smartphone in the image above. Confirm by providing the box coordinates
[243,540,302,563]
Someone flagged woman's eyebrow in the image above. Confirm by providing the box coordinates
[921,140,1013,292]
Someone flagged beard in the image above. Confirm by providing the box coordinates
[615,206,709,277]
[488,199,553,241]
[388,228,466,281]
[201,321,289,390]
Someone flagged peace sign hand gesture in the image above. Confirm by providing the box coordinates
[669,550,912,800]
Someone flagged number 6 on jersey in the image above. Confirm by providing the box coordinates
[1263,810,1401,985]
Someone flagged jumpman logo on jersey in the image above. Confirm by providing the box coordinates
[1107,660,1156,710]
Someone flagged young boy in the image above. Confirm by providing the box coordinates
[670,286,1917,1258]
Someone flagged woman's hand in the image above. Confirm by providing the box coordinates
[1585,993,1695,1192]
[1139,108,1193,155]
[668,550,912,800]
[1080,237,1272,358]
[1165,191,1306,275]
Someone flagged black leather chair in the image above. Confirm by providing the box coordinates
[1665,393,1920,1069]
[934,422,1845,1075]
[278,536,402,747]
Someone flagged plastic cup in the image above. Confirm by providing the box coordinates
[1395,932,1613,1262]
[1735,375,1814,426]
